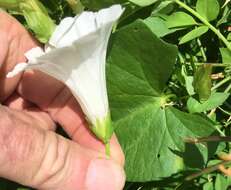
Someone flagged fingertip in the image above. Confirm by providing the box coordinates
[85,158,126,190]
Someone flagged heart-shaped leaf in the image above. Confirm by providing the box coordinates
[107,20,215,181]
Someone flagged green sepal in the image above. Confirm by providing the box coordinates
[193,64,212,102]
[90,112,114,145]
[18,0,56,43]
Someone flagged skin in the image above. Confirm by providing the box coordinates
[0,11,125,190]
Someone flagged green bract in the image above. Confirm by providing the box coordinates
[18,0,56,43]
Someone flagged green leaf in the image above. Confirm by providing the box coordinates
[220,48,231,63]
[128,0,157,6]
[81,0,138,24]
[215,174,228,190]
[193,64,212,102]
[203,182,214,190]
[216,6,231,26]
[196,0,220,21]
[228,33,231,41]
[107,20,215,181]
[143,17,175,37]
[166,12,197,28]
[151,0,173,16]
[81,0,124,10]
[181,66,195,95]
[187,92,230,113]
[179,26,209,44]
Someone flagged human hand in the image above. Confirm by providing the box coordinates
[0,11,125,190]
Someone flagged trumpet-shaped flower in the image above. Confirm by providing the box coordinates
[7,5,124,150]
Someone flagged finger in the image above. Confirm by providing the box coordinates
[4,92,35,109]
[0,106,125,190]
[0,11,39,102]
[18,71,125,165]
[4,93,56,131]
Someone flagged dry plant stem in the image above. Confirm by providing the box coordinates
[185,160,231,181]
[185,136,231,143]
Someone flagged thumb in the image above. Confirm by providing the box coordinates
[0,106,125,190]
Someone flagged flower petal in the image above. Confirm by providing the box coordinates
[49,4,124,48]
[8,5,124,128]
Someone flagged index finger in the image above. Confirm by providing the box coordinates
[0,11,39,102]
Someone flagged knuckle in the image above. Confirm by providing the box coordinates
[0,107,44,164]
[32,133,71,189]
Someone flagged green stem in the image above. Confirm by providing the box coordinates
[212,76,231,91]
[105,143,110,157]
[173,0,231,52]
[225,82,231,93]
[178,53,185,64]
[197,38,207,62]
[215,125,226,136]
[218,107,231,116]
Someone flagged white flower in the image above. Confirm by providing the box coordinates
[7,5,124,145]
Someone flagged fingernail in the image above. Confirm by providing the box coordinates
[85,159,125,190]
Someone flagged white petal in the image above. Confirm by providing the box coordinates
[8,5,124,126]
[25,47,45,61]
[49,5,124,48]
[7,62,28,78]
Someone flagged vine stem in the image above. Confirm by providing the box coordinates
[197,38,207,62]
[173,0,231,52]
[211,76,231,91]
[185,160,231,181]
[225,83,231,93]
[193,63,231,67]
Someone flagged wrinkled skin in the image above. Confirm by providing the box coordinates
[0,11,125,190]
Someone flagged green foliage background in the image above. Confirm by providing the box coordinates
[0,0,231,189]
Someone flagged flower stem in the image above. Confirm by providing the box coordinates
[173,0,231,52]
[105,143,110,157]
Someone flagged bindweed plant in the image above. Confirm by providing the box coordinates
[0,0,231,189]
